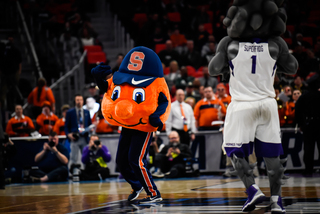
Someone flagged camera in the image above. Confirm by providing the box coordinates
[170,142,179,149]
[94,140,101,146]
[4,134,9,143]
[48,141,55,147]
[72,132,80,141]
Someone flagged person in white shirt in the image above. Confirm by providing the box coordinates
[166,89,196,146]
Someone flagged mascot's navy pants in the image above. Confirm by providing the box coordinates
[116,127,160,197]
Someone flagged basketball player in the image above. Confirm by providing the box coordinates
[208,5,298,213]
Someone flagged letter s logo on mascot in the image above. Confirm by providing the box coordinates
[91,46,171,132]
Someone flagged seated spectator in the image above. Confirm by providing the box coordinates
[293,33,312,49]
[80,134,111,181]
[84,82,100,103]
[150,25,170,50]
[112,53,124,73]
[278,85,292,103]
[292,44,307,66]
[28,77,56,118]
[59,30,81,71]
[152,131,192,178]
[36,101,59,136]
[185,80,201,103]
[165,60,181,90]
[158,40,181,67]
[170,26,187,49]
[299,49,320,80]
[284,89,301,127]
[147,133,164,171]
[83,97,100,119]
[290,75,308,94]
[193,23,209,52]
[185,97,196,109]
[202,42,216,65]
[180,40,202,69]
[198,66,218,90]
[194,86,226,130]
[53,104,70,136]
[6,104,35,137]
[174,66,194,90]
[215,83,231,109]
[2,134,17,184]
[29,131,69,182]
[201,35,216,57]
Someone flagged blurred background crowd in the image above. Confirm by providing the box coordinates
[0,0,320,184]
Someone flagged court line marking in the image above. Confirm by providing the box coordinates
[67,199,127,214]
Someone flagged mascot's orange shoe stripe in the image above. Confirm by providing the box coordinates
[139,132,157,196]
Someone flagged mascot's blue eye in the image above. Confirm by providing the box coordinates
[111,86,121,101]
[132,88,145,104]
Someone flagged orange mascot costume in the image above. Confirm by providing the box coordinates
[91,46,170,204]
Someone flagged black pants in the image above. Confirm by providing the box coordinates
[172,128,190,146]
[80,167,110,181]
[30,166,69,182]
[154,153,185,178]
[303,130,320,174]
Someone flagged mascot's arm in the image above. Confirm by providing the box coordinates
[272,37,298,75]
[208,36,233,80]
[149,92,168,131]
[91,63,113,93]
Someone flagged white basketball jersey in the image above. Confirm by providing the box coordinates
[229,42,276,101]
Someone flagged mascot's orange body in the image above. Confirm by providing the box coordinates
[91,46,170,202]
[102,77,170,132]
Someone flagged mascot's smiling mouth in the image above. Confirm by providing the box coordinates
[108,115,147,127]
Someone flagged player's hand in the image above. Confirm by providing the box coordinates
[149,114,163,131]
[91,62,112,80]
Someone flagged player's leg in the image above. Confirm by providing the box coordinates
[127,130,162,203]
[115,128,143,201]
[256,98,285,213]
[264,157,285,213]
[223,100,265,212]
[231,154,265,212]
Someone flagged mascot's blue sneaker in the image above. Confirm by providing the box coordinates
[242,184,265,212]
[128,187,144,202]
[138,194,162,204]
[270,195,286,213]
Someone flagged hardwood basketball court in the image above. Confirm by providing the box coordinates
[1,173,320,213]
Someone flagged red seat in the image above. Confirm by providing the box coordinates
[203,23,213,35]
[286,25,295,34]
[193,67,204,78]
[186,65,196,77]
[84,45,102,53]
[283,38,292,45]
[132,13,148,28]
[303,37,313,46]
[167,12,181,22]
[206,11,213,22]
[163,67,170,75]
[155,44,166,54]
[87,52,107,64]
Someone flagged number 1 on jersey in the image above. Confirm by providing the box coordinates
[251,55,256,74]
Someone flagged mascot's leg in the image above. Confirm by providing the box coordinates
[264,156,286,213]
[231,154,265,212]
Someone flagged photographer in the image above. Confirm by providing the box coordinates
[152,131,192,178]
[29,131,69,182]
[1,133,17,185]
[80,134,111,180]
